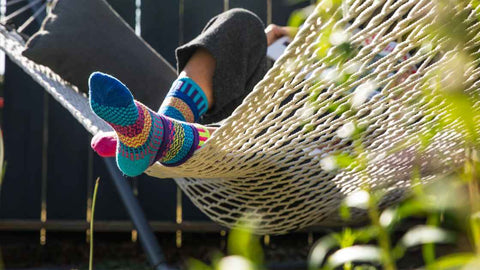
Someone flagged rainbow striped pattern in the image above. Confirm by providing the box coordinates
[158,77,209,122]
[89,72,209,176]
[195,125,210,149]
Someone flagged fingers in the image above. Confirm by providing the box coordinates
[265,24,276,46]
[265,24,298,46]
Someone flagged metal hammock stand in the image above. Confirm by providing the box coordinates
[2,0,480,268]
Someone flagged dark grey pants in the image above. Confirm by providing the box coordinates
[175,8,269,124]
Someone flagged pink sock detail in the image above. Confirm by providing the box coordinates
[91,132,117,157]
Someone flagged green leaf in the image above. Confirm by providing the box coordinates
[340,202,351,220]
[287,5,315,28]
[335,153,358,169]
[228,226,263,265]
[303,123,316,133]
[470,212,480,252]
[333,228,357,248]
[187,258,213,270]
[288,10,306,28]
[353,265,376,270]
[354,226,379,243]
[427,253,477,270]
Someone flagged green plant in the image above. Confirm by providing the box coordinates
[188,224,263,270]
[305,0,480,269]
[191,0,480,269]
[89,177,100,270]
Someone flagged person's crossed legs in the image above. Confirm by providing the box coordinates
[90,48,216,158]
[90,8,293,176]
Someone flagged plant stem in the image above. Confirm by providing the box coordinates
[353,135,396,270]
[423,214,439,265]
[465,146,480,255]
[89,177,100,270]
[368,200,396,270]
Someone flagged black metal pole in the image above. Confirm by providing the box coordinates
[104,157,171,270]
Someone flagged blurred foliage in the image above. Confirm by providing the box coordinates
[188,225,262,270]
[304,0,480,269]
[191,0,480,269]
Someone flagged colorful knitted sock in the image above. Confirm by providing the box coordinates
[158,77,209,122]
[90,77,210,157]
[89,72,210,176]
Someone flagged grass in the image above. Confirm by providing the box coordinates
[89,177,100,270]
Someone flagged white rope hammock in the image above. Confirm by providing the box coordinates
[2,0,479,234]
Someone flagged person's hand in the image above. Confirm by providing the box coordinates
[265,24,297,46]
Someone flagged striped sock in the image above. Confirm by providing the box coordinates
[89,72,211,176]
[195,125,211,149]
[158,77,209,122]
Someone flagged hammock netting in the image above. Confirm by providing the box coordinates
[2,0,480,234]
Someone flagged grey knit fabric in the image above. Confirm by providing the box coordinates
[176,8,269,124]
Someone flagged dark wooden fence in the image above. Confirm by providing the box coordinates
[0,0,313,242]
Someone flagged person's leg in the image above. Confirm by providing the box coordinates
[91,9,269,163]
[89,72,211,176]
[156,48,215,123]
[175,8,269,124]
[179,48,215,107]
[90,47,218,158]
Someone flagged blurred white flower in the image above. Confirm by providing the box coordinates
[401,226,453,247]
[330,29,350,46]
[419,42,433,54]
[345,61,361,74]
[308,148,323,157]
[296,105,316,121]
[380,208,395,227]
[351,80,378,108]
[320,67,340,83]
[320,155,337,171]
[218,255,254,270]
[337,121,356,138]
[345,190,370,209]
[370,151,386,163]
[284,59,297,73]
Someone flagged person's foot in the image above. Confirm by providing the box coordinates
[90,76,214,158]
[91,131,116,157]
[91,127,216,158]
[89,72,211,176]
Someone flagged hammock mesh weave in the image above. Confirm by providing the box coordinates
[2,0,480,234]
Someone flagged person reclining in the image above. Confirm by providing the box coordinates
[89,9,293,176]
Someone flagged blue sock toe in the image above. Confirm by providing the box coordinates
[89,72,138,126]
[89,72,134,107]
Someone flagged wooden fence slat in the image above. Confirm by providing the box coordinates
[92,155,129,220]
[141,0,179,66]
[107,0,136,28]
[183,0,223,44]
[45,98,89,220]
[137,175,177,221]
[230,0,268,24]
[0,58,43,219]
